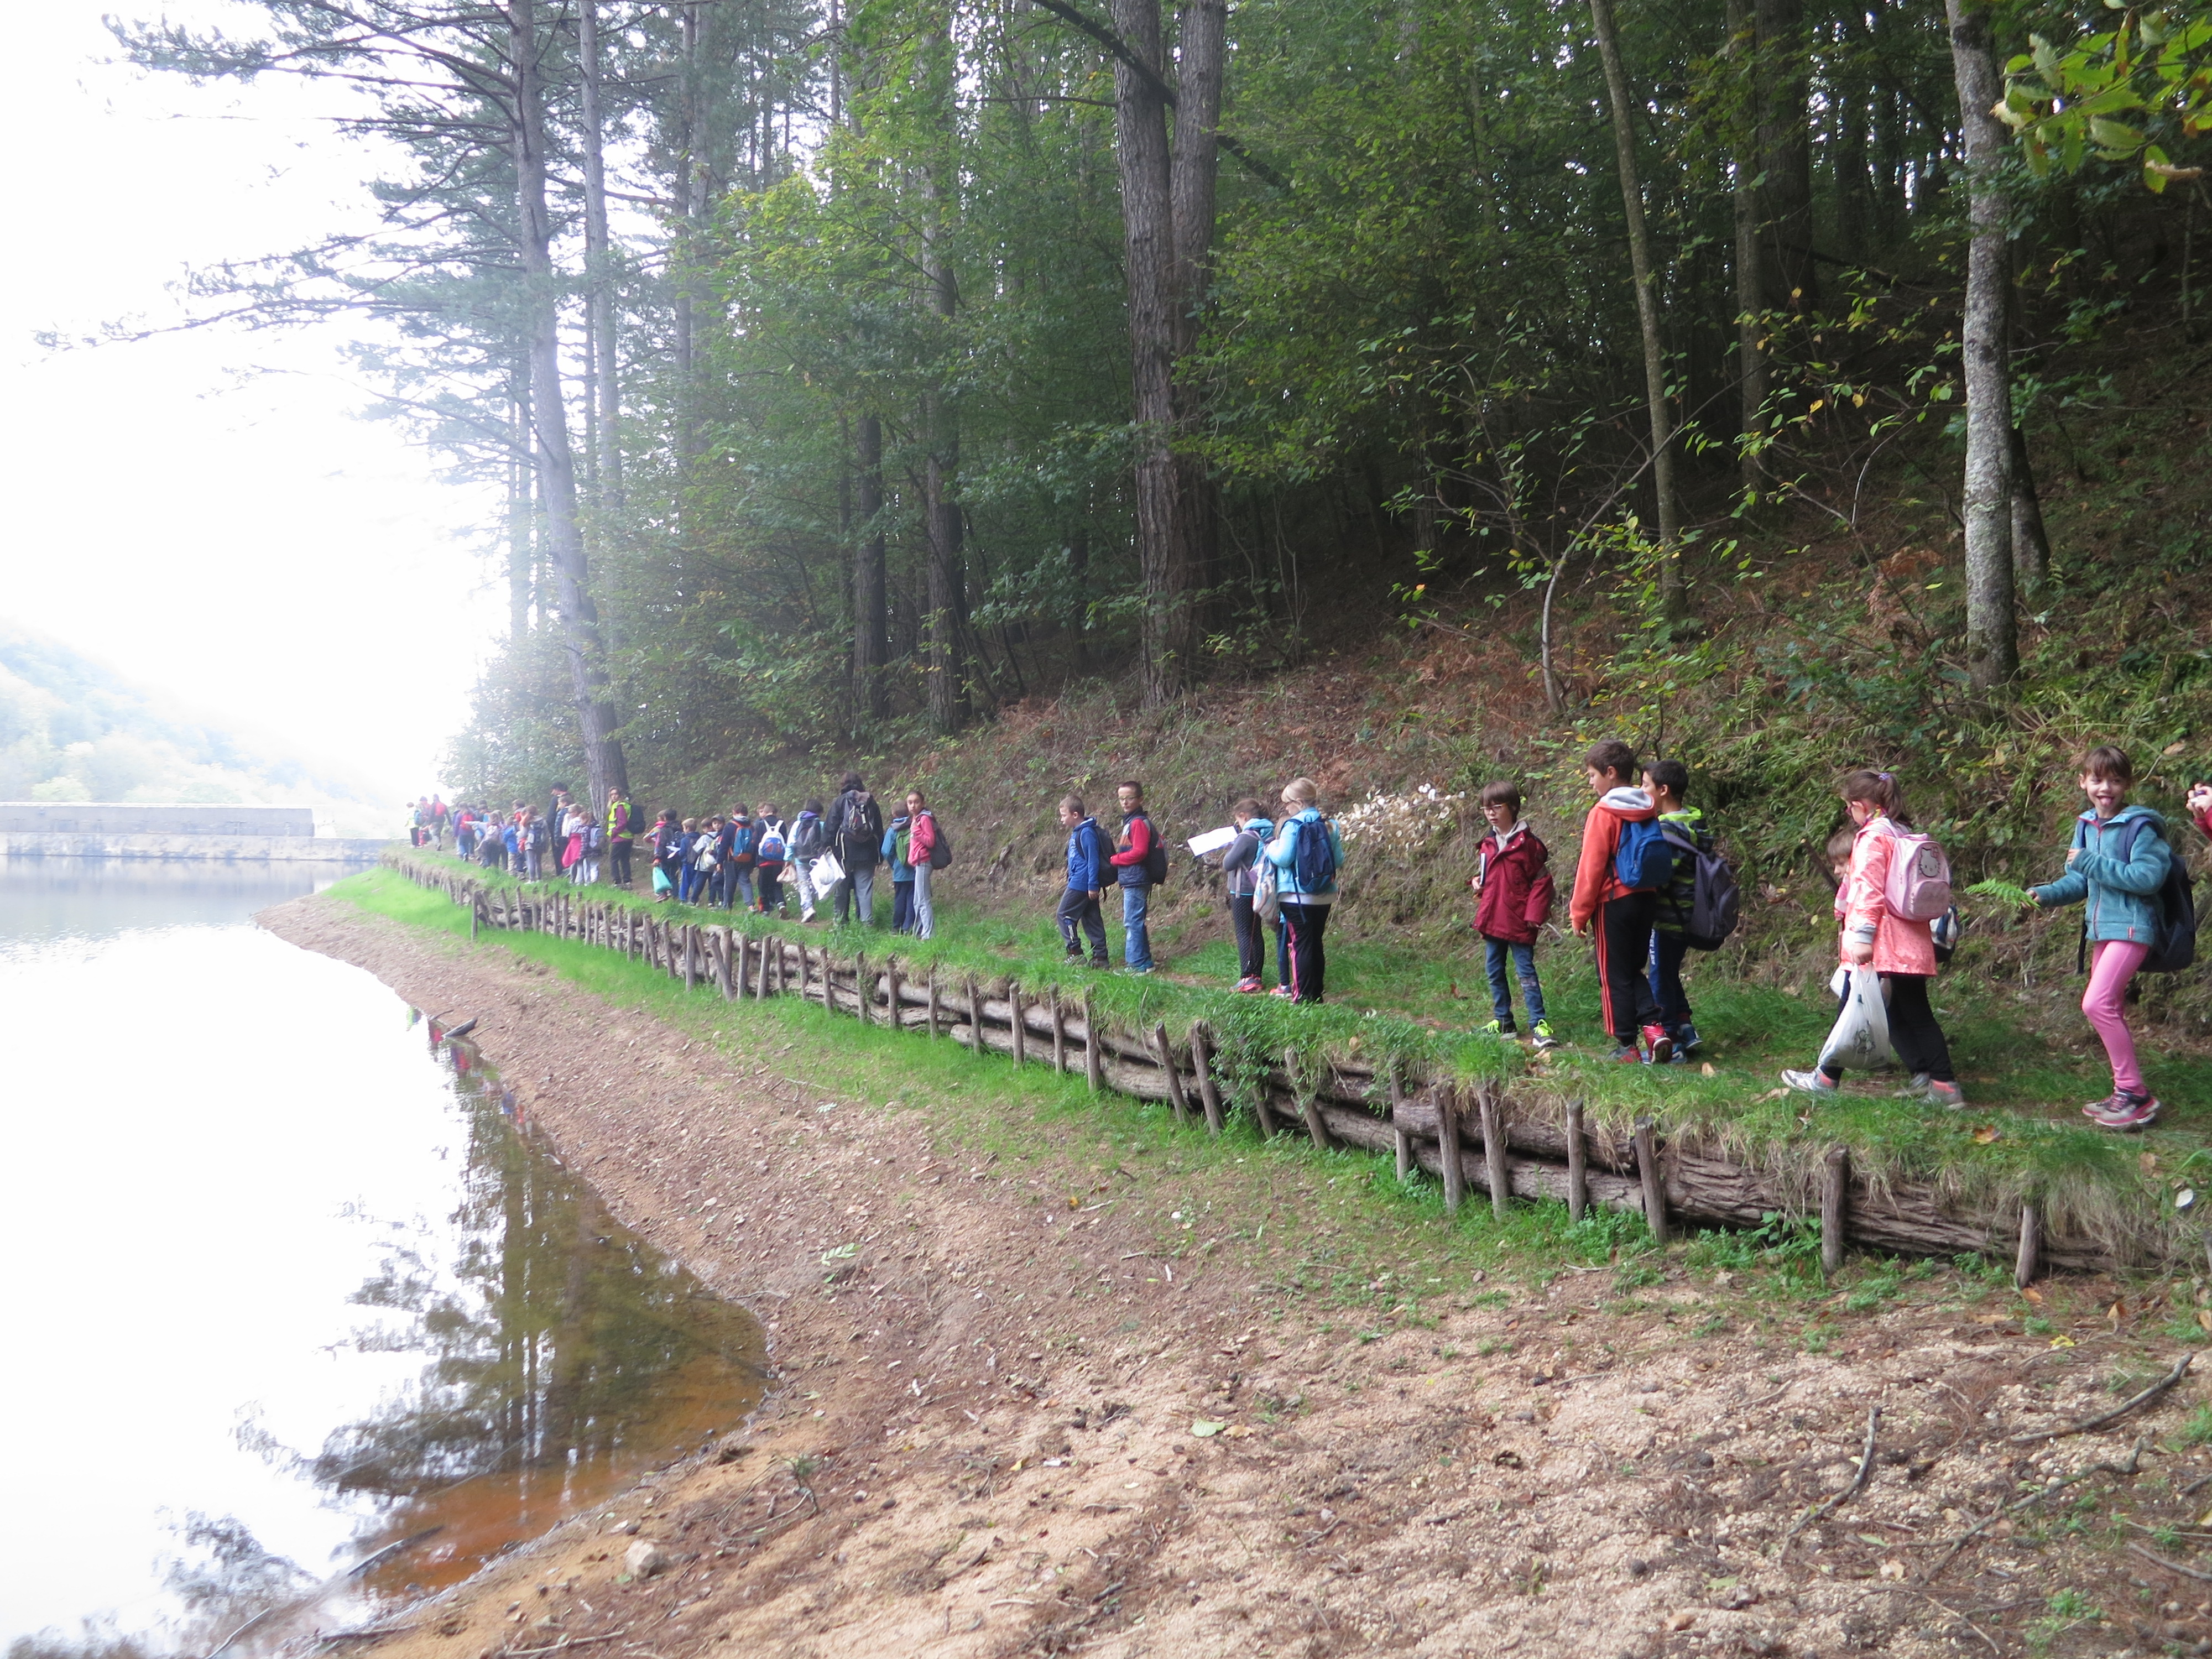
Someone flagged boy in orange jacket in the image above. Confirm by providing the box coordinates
[1568,739,1671,1062]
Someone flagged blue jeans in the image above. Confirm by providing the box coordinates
[1648,928,1693,1036]
[911,860,934,939]
[1121,881,1153,969]
[1483,936,1546,1029]
[890,878,915,932]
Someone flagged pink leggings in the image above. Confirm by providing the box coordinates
[2084,940,2152,1096]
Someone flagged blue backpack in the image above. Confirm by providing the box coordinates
[1291,816,1340,893]
[1613,817,1677,891]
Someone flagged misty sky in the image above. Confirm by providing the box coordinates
[2,2,509,804]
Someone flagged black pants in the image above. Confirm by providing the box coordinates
[1230,893,1265,981]
[1057,887,1107,962]
[1596,892,1662,1045]
[1282,901,1331,1003]
[610,840,632,885]
[1823,972,1955,1084]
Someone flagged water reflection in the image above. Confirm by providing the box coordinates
[0,868,766,1659]
[321,1021,766,1605]
[0,857,357,942]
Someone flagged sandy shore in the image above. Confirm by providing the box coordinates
[258,891,2211,1659]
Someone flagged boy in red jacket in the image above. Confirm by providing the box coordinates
[1568,739,1670,1063]
[1471,781,1558,1048]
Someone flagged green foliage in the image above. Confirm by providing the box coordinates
[2001,7,2212,191]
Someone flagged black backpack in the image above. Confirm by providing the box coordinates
[1134,812,1169,884]
[2080,818,2199,975]
[841,790,884,855]
[791,816,826,861]
[1657,822,1740,951]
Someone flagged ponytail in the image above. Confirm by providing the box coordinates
[1838,768,1912,828]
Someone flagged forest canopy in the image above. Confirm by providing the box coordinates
[110,0,2212,807]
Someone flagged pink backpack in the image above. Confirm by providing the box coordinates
[1880,823,1954,921]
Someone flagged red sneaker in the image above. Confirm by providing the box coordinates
[1640,1024,1674,1066]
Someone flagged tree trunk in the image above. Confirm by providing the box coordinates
[922,24,966,737]
[673,1,706,472]
[2011,425,2052,600]
[512,0,629,809]
[1107,0,1189,707]
[1755,0,1818,314]
[1726,0,1766,499]
[1589,0,1687,623]
[579,0,622,506]
[854,412,888,721]
[1946,0,2018,689]
[508,362,533,639]
[1167,0,1225,642]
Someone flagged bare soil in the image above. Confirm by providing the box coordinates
[263,894,2212,1659]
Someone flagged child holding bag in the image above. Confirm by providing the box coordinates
[2030,745,2173,1130]
[1782,769,1964,1108]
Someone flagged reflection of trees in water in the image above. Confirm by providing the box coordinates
[4,1514,314,1659]
[311,1083,747,1511]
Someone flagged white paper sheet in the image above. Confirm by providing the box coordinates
[1186,825,1238,858]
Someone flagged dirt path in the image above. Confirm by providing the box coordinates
[261,894,2212,1658]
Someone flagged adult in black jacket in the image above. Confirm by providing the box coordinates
[825,773,884,926]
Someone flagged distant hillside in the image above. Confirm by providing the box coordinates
[0,624,389,836]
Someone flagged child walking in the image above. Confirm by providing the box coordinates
[1222,797,1276,992]
[1783,769,1964,1108]
[1567,739,1669,1062]
[1470,781,1557,1048]
[2030,745,2174,1130]
[1644,758,1710,1058]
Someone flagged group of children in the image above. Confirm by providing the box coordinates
[1457,738,2200,1132]
[645,802,797,916]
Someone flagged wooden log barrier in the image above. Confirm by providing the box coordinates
[1154,1025,1191,1124]
[1437,1087,1465,1213]
[1633,1118,1668,1244]
[1821,1146,1850,1277]
[1083,988,1102,1093]
[1566,1100,1588,1222]
[1479,1084,1511,1221]
[1288,1047,1331,1150]
[1190,1022,1225,1138]
[1009,982,1027,1068]
[1388,1068,1412,1181]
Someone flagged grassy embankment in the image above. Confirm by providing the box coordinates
[334,862,2202,1360]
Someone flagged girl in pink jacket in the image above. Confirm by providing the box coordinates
[1783,770,1962,1107]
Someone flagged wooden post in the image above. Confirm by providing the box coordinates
[1566,1100,1588,1223]
[1082,988,1102,1093]
[1820,1145,1850,1277]
[1478,1083,1510,1219]
[718,930,737,1000]
[1009,982,1027,1067]
[855,953,870,1024]
[1050,988,1068,1074]
[683,925,697,990]
[1155,1025,1191,1123]
[797,943,811,1003]
[1436,1086,1465,1213]
[754,931,771,1000]
[2015,1200,2041,1288]
[1387,1067,1412,1180]
[1632,1117,1669,1245]
[469,896,479,942]
[1190,1022,1225,1138]
[886,958,903,1033]
[773,936,786,997]
[927,970,941,1039]
[966,975,985,1054]
[1287,1047,1330,1150]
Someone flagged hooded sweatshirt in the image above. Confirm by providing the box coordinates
[2031,804,2174,945]
[1223,816,1276,899]
[1568,786,1657,927]
[1474,821,1555,944]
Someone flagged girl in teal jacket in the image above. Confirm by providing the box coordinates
[1266,778,1346,1003]
[2030,745,2174,1131]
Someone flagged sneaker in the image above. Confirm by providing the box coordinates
[1478,1019,1517,1040]
[1676,1023,1704,1055]
[1530,1021,1560,1052]
[1270,985,1295,999]
[1926,1080,1968,1110]
[2091,1091,2162,1131]
[1666,1048,1691,1066]
[1090,958,1109,970]
[1641,1024,1674,1066]
[1126,966,1155,977]
[1234,975,1263,994]
[1609,1044,1643,1063]
[1781,1068,1839,1096]
[1896,1073,1933,1099]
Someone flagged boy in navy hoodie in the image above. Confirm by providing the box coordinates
[1057,794,1110,967]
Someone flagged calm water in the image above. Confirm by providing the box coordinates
[0,859,765,1655]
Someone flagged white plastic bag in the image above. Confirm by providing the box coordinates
[1818,966,1895,1073]
[810,851,844,890]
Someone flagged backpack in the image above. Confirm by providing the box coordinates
[755,830,786,869]
[1881,825,1954,921]
[791,816,825,860]
[2085,817,2199,975]
[1290,815,1338,893]
[1657,822,1741,951]
[842,791,883,853]
[1613,817,1677,890]
[925,817,953,870]
[1931,905,1966,965]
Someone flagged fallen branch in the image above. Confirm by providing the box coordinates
[2129,1542,2212,1583]
[1926,1440,2146,1580]
[499,1632,628,1658]
[2009,1353,2193,1444]
[1778,1407,1881,1556]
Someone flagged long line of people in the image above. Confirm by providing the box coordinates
[413,739,2205,1131]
